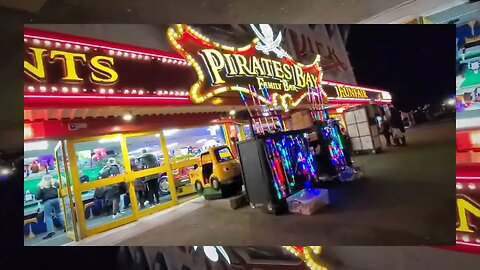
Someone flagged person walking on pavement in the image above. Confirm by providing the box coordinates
[380,116,393,146]
[139,149,161,207]
[389,106,407,146]
[36,175,65,240]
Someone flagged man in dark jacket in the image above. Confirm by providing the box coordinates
[380,117,392,146]
[139,150,161,206]
[36,175,65,239]
[100,158,124,217]
[389,106,407,146]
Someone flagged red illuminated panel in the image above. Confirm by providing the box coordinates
[24,122,46,140]
[457,130,480,152]
[455,164,480,253]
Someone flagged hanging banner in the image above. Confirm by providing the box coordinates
[167,24,327,110]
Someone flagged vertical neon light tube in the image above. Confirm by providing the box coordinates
[238,86,262,135]
[248,84,267,134]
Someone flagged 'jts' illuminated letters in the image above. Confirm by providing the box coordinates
[24,46,119,84]
[457,197,480,233]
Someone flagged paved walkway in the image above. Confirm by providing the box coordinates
[71,119,455,246]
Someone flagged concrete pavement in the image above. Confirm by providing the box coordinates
[72,119,455,246]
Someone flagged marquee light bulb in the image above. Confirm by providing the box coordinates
[123,112,133,121]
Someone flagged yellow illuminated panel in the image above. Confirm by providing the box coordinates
[457,197,480,233]
[470,131,480,146]
[283,246,327,270]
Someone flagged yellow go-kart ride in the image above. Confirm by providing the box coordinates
[189,145,243,199]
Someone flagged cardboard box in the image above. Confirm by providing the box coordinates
[286,188,329,215]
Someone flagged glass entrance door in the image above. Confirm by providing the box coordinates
[54,141,78,241]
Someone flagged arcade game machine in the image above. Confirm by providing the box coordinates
[237,86,338,215]
[236,85,321,214]
[306,85,359,183]
[237,128,318,214]
[310,110,355,182]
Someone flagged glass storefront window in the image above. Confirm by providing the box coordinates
[164,126,226,163]
[131,173,172,212]
[126,134,164,172]
[24,140,73,246]
[73,136,125,182]
[85,182,132,229]
[215,147,234,162]
[24,140,59,196]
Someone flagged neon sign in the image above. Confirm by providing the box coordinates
[24,47,118,84]
[23,28,194,105]
[167,24,326,110]
[321,81,391,102]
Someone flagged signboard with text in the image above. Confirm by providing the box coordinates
[167,24,327,110]
[23,28,195,107]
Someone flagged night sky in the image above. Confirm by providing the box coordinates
[346,25,456,111]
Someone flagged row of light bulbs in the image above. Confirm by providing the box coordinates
[167,27,206,104]
[282,246,326,270]
[457,233,480,244]
[25,85,190,96]
[24,37,189,66]
[107,49,189,65]
[456,182,477,190]
[26,38,92,52]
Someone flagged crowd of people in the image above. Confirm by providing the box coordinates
[93,149,167,219]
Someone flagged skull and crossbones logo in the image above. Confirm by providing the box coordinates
[250,24,288,58]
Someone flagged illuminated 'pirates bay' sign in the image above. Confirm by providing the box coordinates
[167,24,327,110]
